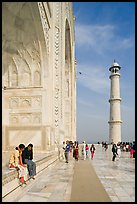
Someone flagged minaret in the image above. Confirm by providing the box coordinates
[108,60,122,144]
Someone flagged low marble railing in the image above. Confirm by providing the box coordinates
[2,151,60,200]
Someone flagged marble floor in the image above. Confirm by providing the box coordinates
[90,145,135,202]
[6,144,135,202]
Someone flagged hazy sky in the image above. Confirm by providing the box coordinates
[73,2,135,144]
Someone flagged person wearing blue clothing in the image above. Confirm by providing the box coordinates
[64,140,70,163]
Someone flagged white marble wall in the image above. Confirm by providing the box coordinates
[2,2,76,153]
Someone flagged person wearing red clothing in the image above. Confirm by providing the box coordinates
[18,149,28,184]
[73,144,79,161]
[85,144,89,158]
[90,144,96,159]
[9,144,28,185]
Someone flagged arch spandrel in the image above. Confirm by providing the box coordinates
[2,2,49,87]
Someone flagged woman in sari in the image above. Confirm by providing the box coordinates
[9,144,28,185]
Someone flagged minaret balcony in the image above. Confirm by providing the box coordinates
[109,98,121,102]
[108,120,122,124]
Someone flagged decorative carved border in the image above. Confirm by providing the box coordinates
[38,2,50,55]
[54,3,60,128]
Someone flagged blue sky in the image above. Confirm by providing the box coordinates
[73,2,135,144]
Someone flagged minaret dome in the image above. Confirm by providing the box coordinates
[109,60,121,73]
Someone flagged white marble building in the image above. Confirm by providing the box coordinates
[2,2,76,153]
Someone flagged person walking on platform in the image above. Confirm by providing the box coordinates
[130,143,135,158]
[64,140,70,163]
[85,144,89,158]
[90,144,96,159]
[117,142,121,157]
[81,141,86,160]
[112,143,118,161]
[73,141,77,159]
[62,141,66,160]
[73,144,79,161]
[104,142,108,151]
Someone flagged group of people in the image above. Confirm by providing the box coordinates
[62,140,135,164]
[9,143,36,185]
[80,142,96,160]
[111,142,135,161]
[62,141,96,163]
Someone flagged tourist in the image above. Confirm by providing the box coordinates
[22,143,36,179]
[130,143,135,158]
[102,141,104,149]
[112,143,118,161]
[85,144,89,157]
[133,142,135,158]
[62,141,66,160]
[126,143,129,152]
[90,144,96,159]
[64,140,70,163]
[73,141,77,159]
[104,142,108,151]
[73,143,79,161]
[123,143,126,151]
[9,143,28,185]
[117,142,121,157]
[81,141,86,160]
[69,143,73,155]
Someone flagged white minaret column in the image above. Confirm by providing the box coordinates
[108,60,122,144]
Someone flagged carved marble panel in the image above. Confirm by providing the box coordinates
[10,98,19,108]
[20,98,31,108]
[9,96,42,109]
[20,113,31,124]
[32,97,41,108]
[10,114,19,124]
[9,112,42,125]
[32,113,41,124]
[7,38,42,88]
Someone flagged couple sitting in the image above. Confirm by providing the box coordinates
[9,143,36,185]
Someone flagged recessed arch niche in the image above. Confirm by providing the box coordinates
[65,19,72,140]
[2,2,48,88]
